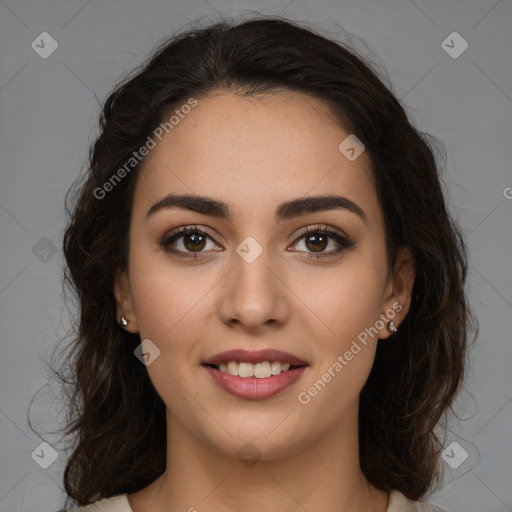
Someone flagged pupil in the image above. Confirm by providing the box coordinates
[185,234,205,251]
[306,235,327,252]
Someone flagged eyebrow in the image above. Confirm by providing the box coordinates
[146,193,367,224]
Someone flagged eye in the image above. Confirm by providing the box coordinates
[159,225,222,259]
[159,224,355,261]
[290,225,355,259]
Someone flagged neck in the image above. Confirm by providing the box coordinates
[139,402,389,512]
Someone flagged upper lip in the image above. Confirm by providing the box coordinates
[202,349,308,366]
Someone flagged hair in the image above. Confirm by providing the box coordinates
[45,15,476,510]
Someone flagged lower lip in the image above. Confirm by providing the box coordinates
[203,365,307,400]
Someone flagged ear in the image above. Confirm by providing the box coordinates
[113,269,139,333]
[378,247,415,340]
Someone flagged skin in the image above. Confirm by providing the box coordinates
[114,90,415,512]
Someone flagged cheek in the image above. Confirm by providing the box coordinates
[294,271,384,424]
[131,277,208,356]
[294,343,376,442]
[127,256,211,427]
[128,238,211,338]
[293,260,387,347]
[290,255,387,406]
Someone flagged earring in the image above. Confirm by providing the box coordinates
[120,316,128,327]
[387,321,397,333]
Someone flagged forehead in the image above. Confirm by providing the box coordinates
[134,91,379,224]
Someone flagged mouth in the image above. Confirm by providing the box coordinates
[201,349,308,399]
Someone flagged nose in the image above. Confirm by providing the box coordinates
[218,245,290,333]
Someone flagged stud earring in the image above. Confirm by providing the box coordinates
[120,316,128,327]
[387,321,397,333]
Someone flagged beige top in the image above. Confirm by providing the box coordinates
[72,490,448,511]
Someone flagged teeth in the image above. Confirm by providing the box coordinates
[227,361,238,376]
[216,360,294,378]
[254,361,271,378]
[271,361,282,375]
[238,362,254,377]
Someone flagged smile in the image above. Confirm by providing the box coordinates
[206,360,298,378]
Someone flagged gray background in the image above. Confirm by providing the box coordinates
[0,0,511,511]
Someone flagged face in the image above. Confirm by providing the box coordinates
[114,90,414,460]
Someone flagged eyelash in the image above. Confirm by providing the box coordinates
[158,224,355,261]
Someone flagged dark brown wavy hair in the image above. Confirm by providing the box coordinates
[44,16,476,510]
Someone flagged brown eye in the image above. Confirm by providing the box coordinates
[159,225,223,259]
[304,233,328,252]
[290,226,355,259]
[182,233,207,252]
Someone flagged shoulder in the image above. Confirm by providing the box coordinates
[70,493,132,512]
[387,490,449,512]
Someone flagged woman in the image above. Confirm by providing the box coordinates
[56,16,474,512]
